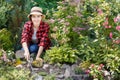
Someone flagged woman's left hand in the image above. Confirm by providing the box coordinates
[36,57,43,62]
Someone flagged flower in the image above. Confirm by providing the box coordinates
[49,19,55,23]
[109,32,113,39]
[1,53,7,61]
[104,25,111,28]
[51,33,57,39]
[97,66,102,70]
[64,22,70,26]
[100,64,104,68]
[90,64,94,68]
[87,64,105,79]
[116,26,120,30]
[114,17,118,23]
[67,15,73,18]
[113,39,120,44]
[85,69,90,74]
[52,26,58,31]
[97,8,103,15]
[103,21,108,26]
[114,15,120,23]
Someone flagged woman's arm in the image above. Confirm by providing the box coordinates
[36,46,44,60]
[22,42,30,61]
[21,21,32,61]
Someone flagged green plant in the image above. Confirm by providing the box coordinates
[38,71,48,76]
[44,44,78,64]
[0,60,31,80]
[6,50,15,59]
[7,0,33,50]
[104,53,120,78]
[76,0,120,79]
[65,77,73,80]
[44,74,56,80]
[0,28,13,50]
[74,66,84,74]
[86,64,105,80]
[79,60,91,69]
[47,0,83,47]
[33,0,62,14]
[0,0,13,28]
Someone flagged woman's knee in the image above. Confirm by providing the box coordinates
[29,44,38,53]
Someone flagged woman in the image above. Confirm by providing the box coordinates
[21,6,51,61]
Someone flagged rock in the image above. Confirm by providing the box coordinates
[34,75,43,80]
[32,68,40,71]
[61,64,69,69]
[71,74,90,80]
[31,72,43,80]
[49,68,54,74]
[16,64,23,68]
[71,64,78,75]
[56,74,64,79]
[15,50,24,59]
[64,65,71,78]
[104,76,111,80]
[103,70,110,76]
[43,64,50,70]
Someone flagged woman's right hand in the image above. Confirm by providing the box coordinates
[22,42,30,61]
[24,52,30,61]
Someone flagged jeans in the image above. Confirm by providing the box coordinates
[21,44,39,54]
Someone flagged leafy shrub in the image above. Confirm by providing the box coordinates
[0,56,30,79]
[44,44,78,64]
[77,0,120,79]
[0,67,31,80]
[0,28,13,50]
[46,0,120,79]
[86,64,105,80]
[7,0,33,50]
[104,53,120,79]
[47,0,83,47]
[0,0,13,28]
[32,0,62,14]
[44,74,56,80]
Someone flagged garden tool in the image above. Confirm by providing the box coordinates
[27,57,34,72]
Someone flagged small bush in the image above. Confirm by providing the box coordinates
[44,44,78,64]
[0,28,13,50]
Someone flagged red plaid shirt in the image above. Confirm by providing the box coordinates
[21,21,51,50]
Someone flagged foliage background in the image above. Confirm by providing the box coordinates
[0,0,120,79]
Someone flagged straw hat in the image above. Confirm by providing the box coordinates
[28,6,44,19]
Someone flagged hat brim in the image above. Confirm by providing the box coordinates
[28,12,45,19]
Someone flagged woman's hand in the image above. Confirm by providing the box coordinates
[36,57,43,62]
[24,52,30,61]
[22,42,30,61]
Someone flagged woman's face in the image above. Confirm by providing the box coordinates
[31,14,42,27]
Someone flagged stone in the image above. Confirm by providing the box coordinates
[42,64,50,70]
[31,72,43,80]
[64,66,71,78]
[56,74,64,79]
[34,75,43,80]
[15,50,24,59]
[16,64,23,68]
[49,68,54,74]
[103,70,110,76]
[61,64,69,69]
[71,74,90,80]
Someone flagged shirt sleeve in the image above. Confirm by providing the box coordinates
[21,22,30,44]
[39,23,50,47]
